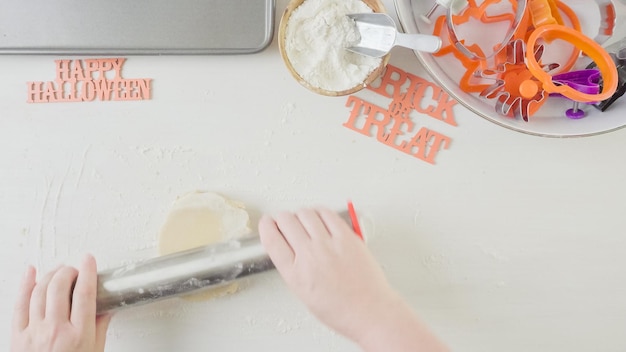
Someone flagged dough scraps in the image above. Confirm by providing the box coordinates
[158,191,251,300]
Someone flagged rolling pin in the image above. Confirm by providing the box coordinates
[96,206,362,314]
[96,235,272,314]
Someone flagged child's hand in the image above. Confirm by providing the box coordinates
[258,208,397,339]
[259,207,448,352]
[11,254,112,352]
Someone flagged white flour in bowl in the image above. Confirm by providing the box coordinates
[285,0,383,92]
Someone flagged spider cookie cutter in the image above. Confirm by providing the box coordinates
[476,39,552,121]
[526,24,618,103]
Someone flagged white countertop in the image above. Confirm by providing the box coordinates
[1,1,625,351]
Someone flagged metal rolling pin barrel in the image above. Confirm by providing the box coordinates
[96,235,273,314]
[95,210,360,314]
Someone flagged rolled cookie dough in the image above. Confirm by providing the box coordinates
[158,191,251,300]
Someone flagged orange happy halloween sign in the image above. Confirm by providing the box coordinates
[27,58,152,103]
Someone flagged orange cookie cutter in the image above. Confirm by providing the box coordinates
[526,24,618,102]
[432,13,491,93]
[529,0,563,27]
[432,0,529,93]
[431,0,572,93]
[477,39,550,120]
[551,0,581,73]
[446,0,527,62]
[524,0,582,74]
[439,0,580,71]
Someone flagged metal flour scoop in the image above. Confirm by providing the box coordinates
[346,13,442,57]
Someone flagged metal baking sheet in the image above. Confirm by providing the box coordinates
[0,0,274,54]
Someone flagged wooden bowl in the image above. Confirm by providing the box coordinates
[278,0,390,96]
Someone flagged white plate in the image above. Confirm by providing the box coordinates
[394,0,626,137]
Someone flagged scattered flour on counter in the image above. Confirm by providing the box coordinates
[285,0,383,92]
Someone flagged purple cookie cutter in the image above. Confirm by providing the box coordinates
[552,69,601,119]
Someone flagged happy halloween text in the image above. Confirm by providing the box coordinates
[27,58,152,103]
[344,65,457,165]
